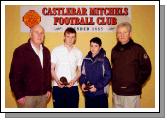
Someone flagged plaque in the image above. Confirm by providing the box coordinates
[60,77,69,86]
[84,81,92,90]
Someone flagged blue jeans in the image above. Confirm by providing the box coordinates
[85,94,108,108]
[52,86,79,108]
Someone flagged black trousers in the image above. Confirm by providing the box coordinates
[52,86,79,108]
[85,94,108,108]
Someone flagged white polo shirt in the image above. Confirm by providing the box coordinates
[51,45,83,86]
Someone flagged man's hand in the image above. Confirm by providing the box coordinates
[17,97,25,105]
[46,91,51,98]
[81,84,88,92]
[45,91,51,103]
[56,80,65,88]
[89,85,97,93]
[66,80,76,88]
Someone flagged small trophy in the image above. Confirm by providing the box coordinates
[60,77,69,86]
[84,81,92,90]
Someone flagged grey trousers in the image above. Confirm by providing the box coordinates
[112,92,140,108]
[17,94,48,108]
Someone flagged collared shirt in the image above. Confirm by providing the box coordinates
[30,41,43,68]
[51,45,83,86]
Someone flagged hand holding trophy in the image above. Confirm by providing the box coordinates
[60,76,69,86]
[84,81,92,91]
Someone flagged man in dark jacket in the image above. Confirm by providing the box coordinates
[9,24,51,108]
[111,22,152,108]
[80,37,112,108]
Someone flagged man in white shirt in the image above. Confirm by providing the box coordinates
[51,27,83,108]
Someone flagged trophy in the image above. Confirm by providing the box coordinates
[60,76,69,86]
[84,81,92,90]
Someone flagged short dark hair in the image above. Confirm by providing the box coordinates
[64,27,76,35]
[90,37,102,46]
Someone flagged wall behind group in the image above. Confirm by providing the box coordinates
[5,5,155,108]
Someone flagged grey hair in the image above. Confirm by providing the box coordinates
[116,22,132,32]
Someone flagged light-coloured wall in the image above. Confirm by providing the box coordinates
[5,5,155,108]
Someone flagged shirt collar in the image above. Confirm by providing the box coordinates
[30,41,43,54]
[63,44,75,52]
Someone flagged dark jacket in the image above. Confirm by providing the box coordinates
[9,40,52,100]
[80,48,112,96]
[111,39,152,95]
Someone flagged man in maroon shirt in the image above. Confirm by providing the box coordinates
[9,24,51,108]
[111,22,151,108]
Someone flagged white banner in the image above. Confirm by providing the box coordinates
[20,5,131,32]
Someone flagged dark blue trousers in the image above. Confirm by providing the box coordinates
[52,86,79,108]
[85,94,108,108]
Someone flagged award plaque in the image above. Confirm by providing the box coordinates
[84,81,92,90]
[60,77,69,86]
